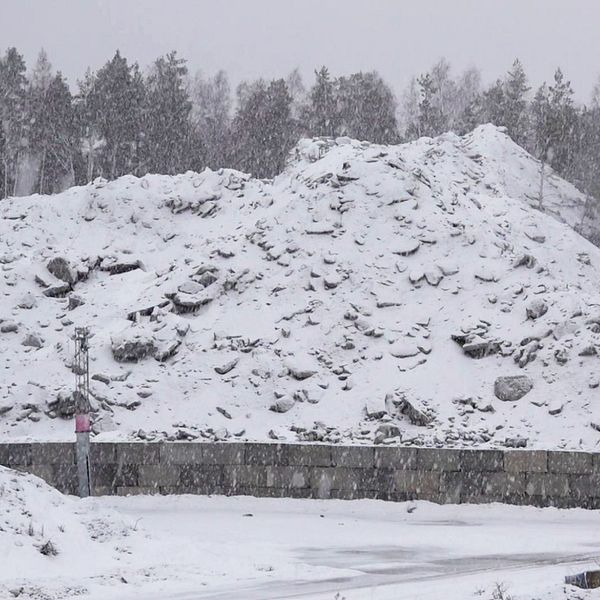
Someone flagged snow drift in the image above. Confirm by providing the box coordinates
[1,125,600,449]
[0,465,138,598]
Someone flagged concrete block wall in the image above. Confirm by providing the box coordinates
[1,442,599,508]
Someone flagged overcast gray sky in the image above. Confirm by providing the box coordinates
[1,0,599,101]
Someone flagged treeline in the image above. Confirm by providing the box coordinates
[400,58,600,201]
[0,48,599,202]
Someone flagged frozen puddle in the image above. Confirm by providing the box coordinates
[8,494,593,600]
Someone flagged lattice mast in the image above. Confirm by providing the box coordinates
[74,327,91,497]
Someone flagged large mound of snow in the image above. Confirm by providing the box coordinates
[0,466,139,598]
[1,125,599,449]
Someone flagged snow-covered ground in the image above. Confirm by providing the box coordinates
[1,467,598,600]
[2,125,600,449]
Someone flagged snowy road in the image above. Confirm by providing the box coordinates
[81,495,600,600]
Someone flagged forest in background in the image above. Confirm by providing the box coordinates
[0,47,599,215]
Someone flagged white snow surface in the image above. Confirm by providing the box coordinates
[1,124,600,448]
[1,472,598,600]
[0,465,142,598]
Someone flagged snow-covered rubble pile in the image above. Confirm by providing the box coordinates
[0,466,137,598]
[1,124,600,449]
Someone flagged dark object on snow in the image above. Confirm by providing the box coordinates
[494,375,533,401]
[565,570,600,589]
[47,257,77,285]
[39,540,58,556]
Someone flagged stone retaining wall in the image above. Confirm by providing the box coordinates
[1,442,599,508]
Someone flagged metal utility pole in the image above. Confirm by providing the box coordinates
[74,327,92,497]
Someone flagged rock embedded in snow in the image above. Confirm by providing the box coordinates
[437,261,459,276]
[18,293,37,309]
[286,362,317,380]
[365,397,387,419]
[474,267,499,283]
[269,397,295,413]
[395,393,433,426]
[92,373,111,385]
[390,341,421,359]
[0,321,18,333]
[548,401,563,416]
[374,423,401,444]
[392,238,420,256]
[111,335,156,362]
[424,270,443,286]
[171,289,214,314]
[47,256,77,285]
[526,299,548,320]
[22,333,43,348]
[0,401,14,416]
[215,358,239,375]
[52,390,76,418]
[43,282,72,298]
[494,375,534,401]
[68,294,85,311]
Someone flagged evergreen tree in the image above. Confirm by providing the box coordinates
[231,78,296,178]
[30,49,52,92]
[399,76,420,140]
[531,69,578,177]
[0,47,28,197]
[502,59,530,145]
[336,71,399,143]
[286,67,306,122]
[572,104,600,200]
[546,68,578,176]
[191,69,231,169]
[408,73,445,138]
[42,74,77,192]
[88,51,146,179]
[74,68,102,183]
[0,125,5,196]
[530,83,551,159]
[428,58,455,131]
[21,50,53,195]
[454,66,482,123]
[303,66,339,137]
[143,51,194,174]
[455,94,483,135]
[25,50,77,194]
[481,79,506,128]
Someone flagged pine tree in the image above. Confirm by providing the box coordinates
[191,70,231,169]
[0,125,5,196]
[502,59,530,146]
[42,74,77,192]
[88,51,146,179]
[481,79,506,128]
[74,68,102,183]
[26,50,76,194]
[531,69,579,179]
[572,104,600,199]
[22,50,53,195]
[30,49,52,91]
[303,66,339,137]
[399,76,420,140]
[455,94,483,135]
[452,67,482,133]
[0,47,28,197]
[143,51,193,175]
[337,71,399,143]
[286,67,306,122]
[546,68,578,176]
[408,73,445,139]
[231,78,296,177]
[429,58,455,131]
